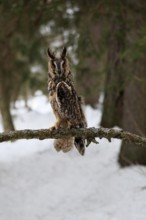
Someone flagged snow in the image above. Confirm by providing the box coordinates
[0,94,146,220]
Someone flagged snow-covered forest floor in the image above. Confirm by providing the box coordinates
[0,92,146,220]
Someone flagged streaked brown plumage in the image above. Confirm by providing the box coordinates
[47,47,87,155]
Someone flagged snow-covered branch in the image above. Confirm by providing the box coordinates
[0,127,146,147]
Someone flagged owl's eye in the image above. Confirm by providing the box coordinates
[51,60,58,71]
[61,60,65,68]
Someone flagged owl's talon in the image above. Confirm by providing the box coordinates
[49,126,56,131]
[49,121,62,131]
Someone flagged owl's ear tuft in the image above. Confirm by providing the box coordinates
[47,48,55,59]
[61,47,67,59]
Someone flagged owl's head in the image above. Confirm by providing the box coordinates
[47,47,70,81]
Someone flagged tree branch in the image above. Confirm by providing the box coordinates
[0,127,146,148]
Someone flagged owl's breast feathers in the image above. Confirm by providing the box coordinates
[55,81,82,125]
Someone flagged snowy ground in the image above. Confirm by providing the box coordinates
[0,93,146,220]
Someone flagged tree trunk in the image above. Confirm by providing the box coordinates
[118,0,146,166]
[118,58,146,166]
[101,12,126,128]
[0,73,15,131]
[76,4,105,107]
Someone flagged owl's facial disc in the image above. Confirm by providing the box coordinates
[52,59,66,78]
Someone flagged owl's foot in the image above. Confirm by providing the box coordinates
[49,126,56,131]
[49,121,62,131]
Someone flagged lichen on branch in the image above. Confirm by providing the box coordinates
[0,127,146,148]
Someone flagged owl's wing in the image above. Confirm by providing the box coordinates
[56,81,87,155]
[56,81,79,121]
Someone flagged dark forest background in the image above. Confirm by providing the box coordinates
[1,0,146,166]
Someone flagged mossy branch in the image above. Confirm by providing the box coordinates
[0,127,146,148]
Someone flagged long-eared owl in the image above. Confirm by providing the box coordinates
[47,47,87,155]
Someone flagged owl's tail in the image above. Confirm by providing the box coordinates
[54,137,74,153]
[74,137,85,156]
